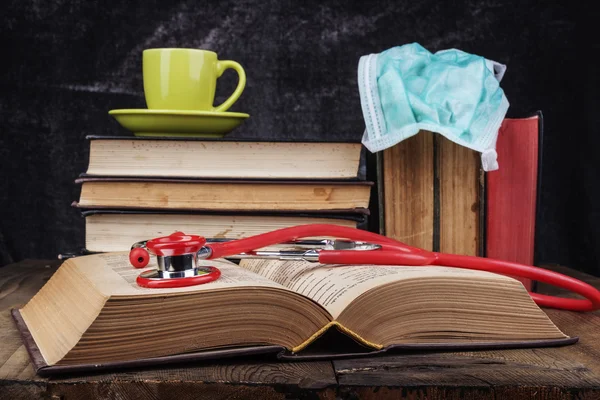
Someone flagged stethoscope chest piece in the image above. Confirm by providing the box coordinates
[129,232,220,289]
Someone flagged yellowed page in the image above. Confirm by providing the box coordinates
[72,252,286,297]
[239,260,517,319]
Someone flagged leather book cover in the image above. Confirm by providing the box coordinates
[72,203,371,216]
[11,309,578,377]
[85,135,363,144]
[78,208,370,223]
[74,175,375,186]
[486,112,543,291]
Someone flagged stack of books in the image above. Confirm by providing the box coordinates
[73,136,372,252]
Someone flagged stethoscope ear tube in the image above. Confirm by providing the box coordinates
[129,224,600,312]
[204,224,600,312]
[320,246,600,311]
[205,224,425,260]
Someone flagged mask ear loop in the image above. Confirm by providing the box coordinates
[489,60,507,82]
[359,53,387,153]
[481,148,499,171]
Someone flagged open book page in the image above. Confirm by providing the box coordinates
[239,260,519,319]
[72,252,286,297]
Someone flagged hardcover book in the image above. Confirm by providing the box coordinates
[486,113,543,291]
[73,177,373,213]
[83,136,366,180]
[82,209,368,252]
[14,253,575,376]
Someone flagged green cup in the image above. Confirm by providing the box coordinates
[142,48,246,112]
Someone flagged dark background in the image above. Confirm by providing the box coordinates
[0,0,597,274]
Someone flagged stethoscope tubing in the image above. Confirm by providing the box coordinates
[205,224,600,312]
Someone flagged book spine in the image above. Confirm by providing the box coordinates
[379,131,484,256]
[486,115,541,291]
[381,131,435,250]
[78,208,370,221]
[438,135,484,256]
[375,151,385,235]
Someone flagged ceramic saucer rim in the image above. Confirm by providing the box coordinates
[108,109,250,118]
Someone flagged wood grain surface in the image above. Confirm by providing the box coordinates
[2,260,600,399]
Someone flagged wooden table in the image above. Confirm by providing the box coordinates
[2,260,600,400]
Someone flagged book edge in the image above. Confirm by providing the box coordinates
[74,175,375,186]
[71,202,371,216]
[85,135,363,144]
[78,208,370,219]
[12,307,578,377]
[11,309,49,372]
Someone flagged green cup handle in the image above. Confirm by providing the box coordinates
[213,60,246,112]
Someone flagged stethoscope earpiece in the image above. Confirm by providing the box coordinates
[129,247,150,269]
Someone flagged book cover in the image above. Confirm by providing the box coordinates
[376,131,484,256]
[83,136,367,181]
[73,177,373,214]
[486,112,543,291]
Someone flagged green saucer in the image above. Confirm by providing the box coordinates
[108,109,250,137]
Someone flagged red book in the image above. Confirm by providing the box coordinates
[487,114,542,291]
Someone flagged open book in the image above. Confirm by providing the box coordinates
[13,253,574,375]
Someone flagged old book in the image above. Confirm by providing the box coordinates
[438,136,484,256]
[82,210,367,252]
[15,253,574,375]
[380,131,434,251]
[73,177,373,212]
[487,113,543,291]
[378,131,484,255]
[83,136,365,180]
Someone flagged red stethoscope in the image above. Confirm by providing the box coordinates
[129,224,600,312]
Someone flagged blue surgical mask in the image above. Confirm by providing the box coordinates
[358,43,509,171]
